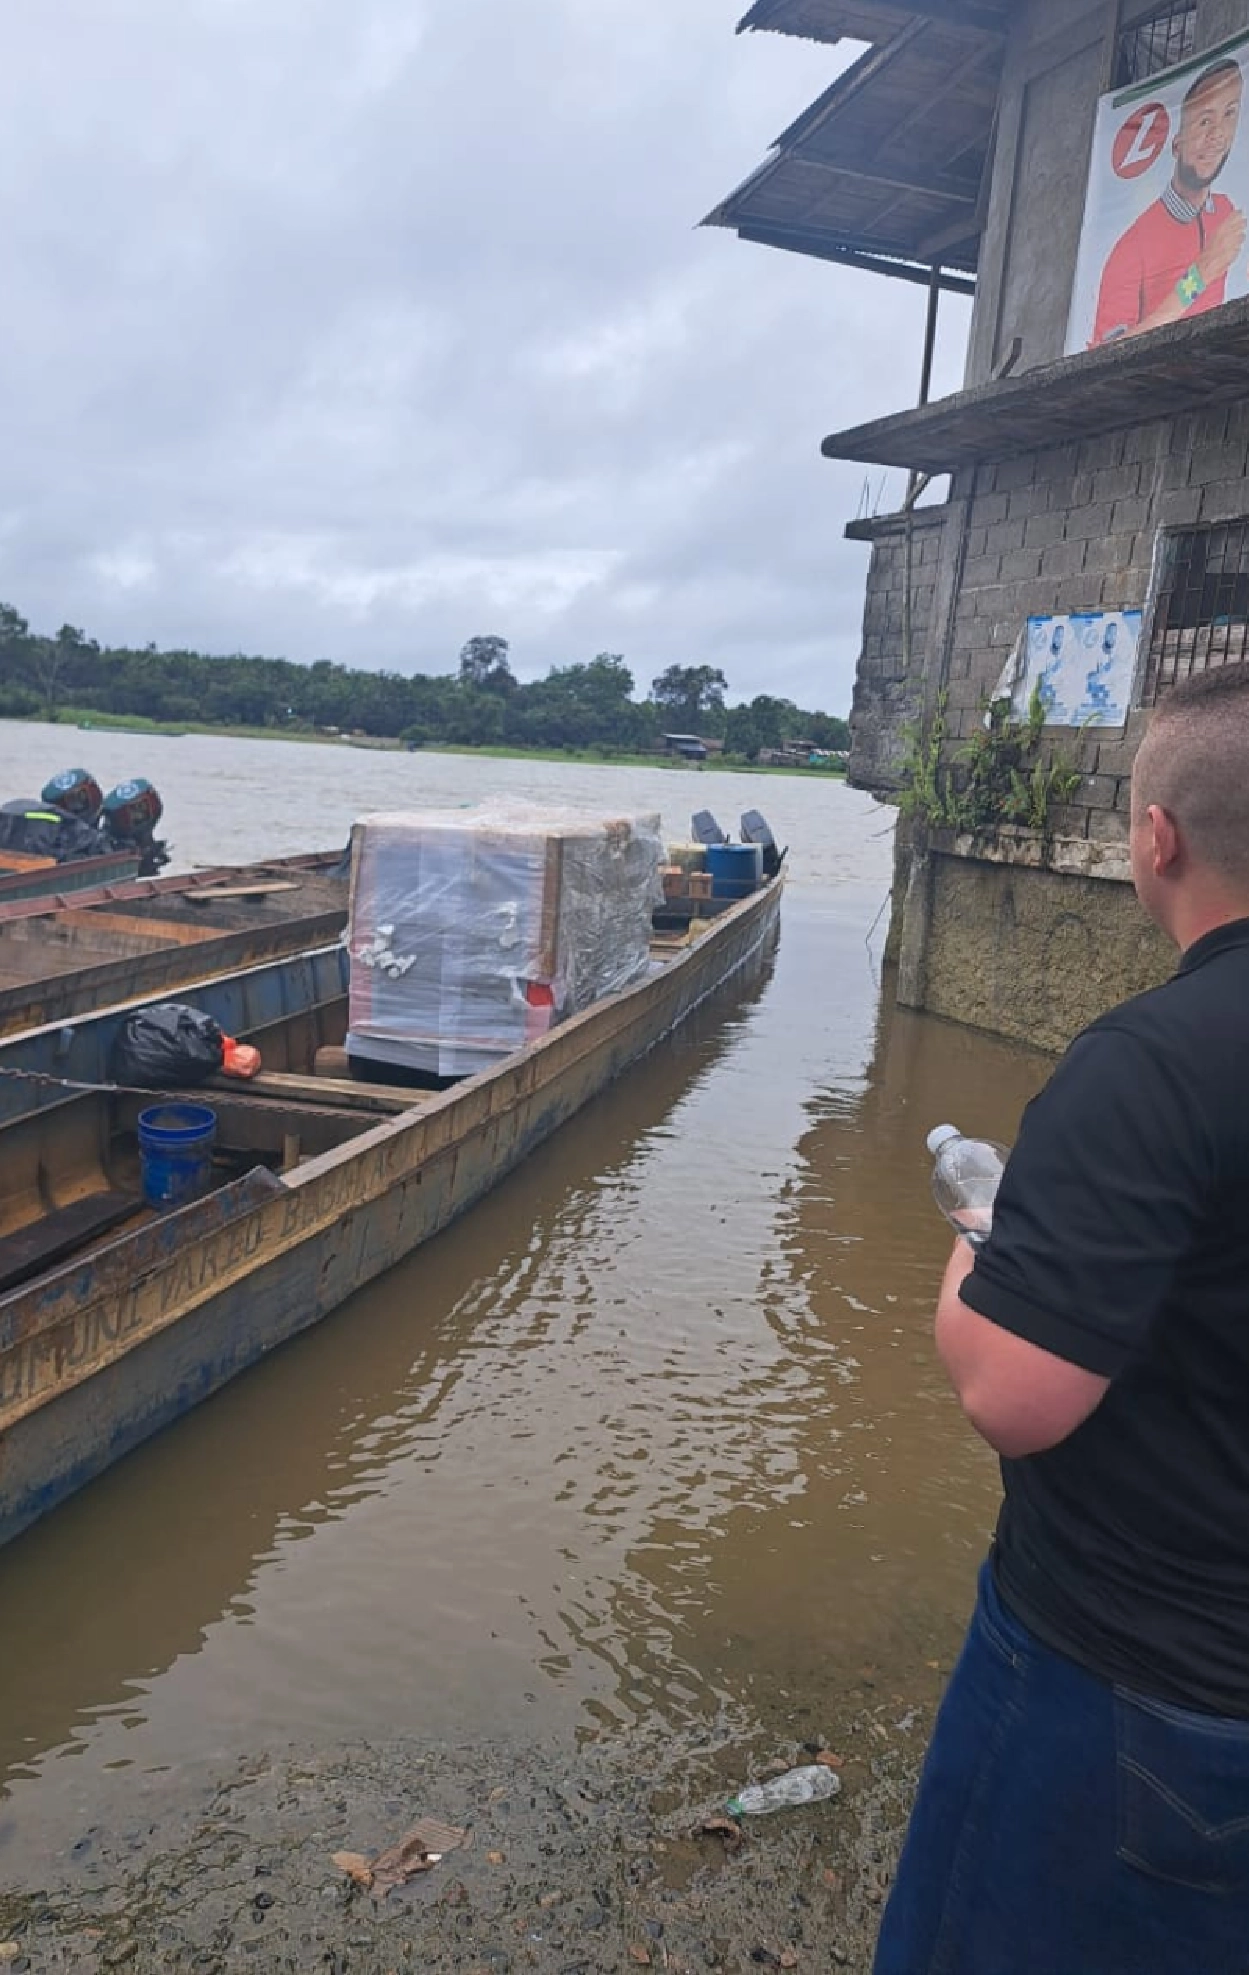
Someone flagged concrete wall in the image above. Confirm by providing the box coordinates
[879,393,1249,1045]
[967,0,1249,388]
[845,509,947,792]
[905,841,1175,1054]
[942,395,1249,841]
[1206,0,1249,45]
[968,0,1109,386]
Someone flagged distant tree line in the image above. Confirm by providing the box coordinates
[0,607,850,762]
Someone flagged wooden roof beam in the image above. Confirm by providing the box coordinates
[885,0,1005,32]
[858,36,1000,237]
[775,17,929,149]
[800,156,981,203]
[914,209,981,259]
[914,104,998,259]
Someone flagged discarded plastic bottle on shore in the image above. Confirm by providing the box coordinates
[927,1124,1010,1249]
[726,1765,841,1817]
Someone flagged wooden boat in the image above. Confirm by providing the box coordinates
[0,874,781,1548]
[0,956,779,1782]
[0,846,346,923]
[0,846,142,904]
[0,851,347,1041]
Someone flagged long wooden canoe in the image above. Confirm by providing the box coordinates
[0,846,345,923]
[0,851,347,1040]
[0,847,142,905]
[0,875,781,1547]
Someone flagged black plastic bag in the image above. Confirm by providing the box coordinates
[110,1003,225,1087]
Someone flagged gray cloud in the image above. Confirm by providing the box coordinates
[0,0,969,707]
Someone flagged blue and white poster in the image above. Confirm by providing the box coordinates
[1006,610,1143,727]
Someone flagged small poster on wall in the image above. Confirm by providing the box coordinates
[1067,30,1249,353]
[999,611,1144,727]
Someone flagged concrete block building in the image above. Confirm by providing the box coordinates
[709,0,1249,1050]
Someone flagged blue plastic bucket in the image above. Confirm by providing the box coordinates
[705,843,763,900]
[137,1102,218,1208]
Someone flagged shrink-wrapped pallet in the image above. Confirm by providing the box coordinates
[346,804,663,1079]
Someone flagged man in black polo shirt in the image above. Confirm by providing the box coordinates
[874,663,1249,1975]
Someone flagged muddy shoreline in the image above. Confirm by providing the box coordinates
[0,1696,926,1974]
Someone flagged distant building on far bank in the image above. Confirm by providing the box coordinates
[662,733,722,761]
[757,739,846,768]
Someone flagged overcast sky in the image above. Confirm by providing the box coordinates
[1,1,969,710]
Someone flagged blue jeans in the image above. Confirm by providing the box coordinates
[873,1560,1249,1975]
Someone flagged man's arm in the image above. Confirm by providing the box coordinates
[934,1237,1111,1459]
[1094,205,1248,344]
[1134,207,1247,333]
[934,1026,1209,1457]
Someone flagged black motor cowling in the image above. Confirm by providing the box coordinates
[740,809,785,879]
[41,768,104,822]
[0,799,106,864]
[100,779,169,875]
[690,809,728,847]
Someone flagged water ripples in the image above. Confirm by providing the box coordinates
[0,740,1054,1858]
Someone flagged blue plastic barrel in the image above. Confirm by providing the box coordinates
[137,1102,218,1208]
[705,843,763,900]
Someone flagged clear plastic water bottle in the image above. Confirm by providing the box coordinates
[726,1765,841,1817]
[927,1124,1009,1248]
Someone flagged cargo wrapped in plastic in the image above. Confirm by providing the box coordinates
[346,804,664,1079]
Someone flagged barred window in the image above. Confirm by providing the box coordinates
[1114,3,1197,86]
[1144,521,1249,703]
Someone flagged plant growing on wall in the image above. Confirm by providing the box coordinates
[900,687,1084,841]
[897,692,958,827]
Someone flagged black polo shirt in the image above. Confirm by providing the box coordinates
[962,917,1249,1716]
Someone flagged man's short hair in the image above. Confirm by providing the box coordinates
[1182,58,1244,112]
[1136,662,1249,884]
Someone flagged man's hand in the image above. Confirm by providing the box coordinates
[1197,206,1247,288]
[934,1238,1111,1459]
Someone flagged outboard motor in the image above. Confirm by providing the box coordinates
[690,809,728,847]
[740,809,785,880]
[0,798,106,864]
[42,768,104,823]
[101,779,169,876]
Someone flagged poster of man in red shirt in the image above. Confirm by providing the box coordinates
[1067,38,1249,354]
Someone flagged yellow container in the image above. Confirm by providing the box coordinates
[665,843,707,876]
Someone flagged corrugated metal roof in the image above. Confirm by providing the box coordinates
[736,0,897,43]
[736,0,1007,44]
[706,11,1002,285]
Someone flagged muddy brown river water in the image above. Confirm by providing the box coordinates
[0,727,1055,1970]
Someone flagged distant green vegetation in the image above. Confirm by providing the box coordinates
[0,609,849,767]
[433,741,846,775]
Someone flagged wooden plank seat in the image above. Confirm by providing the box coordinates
[0,1190,140,1295]
[113,1087,389,1165]
[185,880,304,902]
[207,1069,426,1114]
[0,852,58,874]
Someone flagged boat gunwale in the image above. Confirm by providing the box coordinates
[0,908,348,1041]
[0,877,781,1441]
[0,848,346,925]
